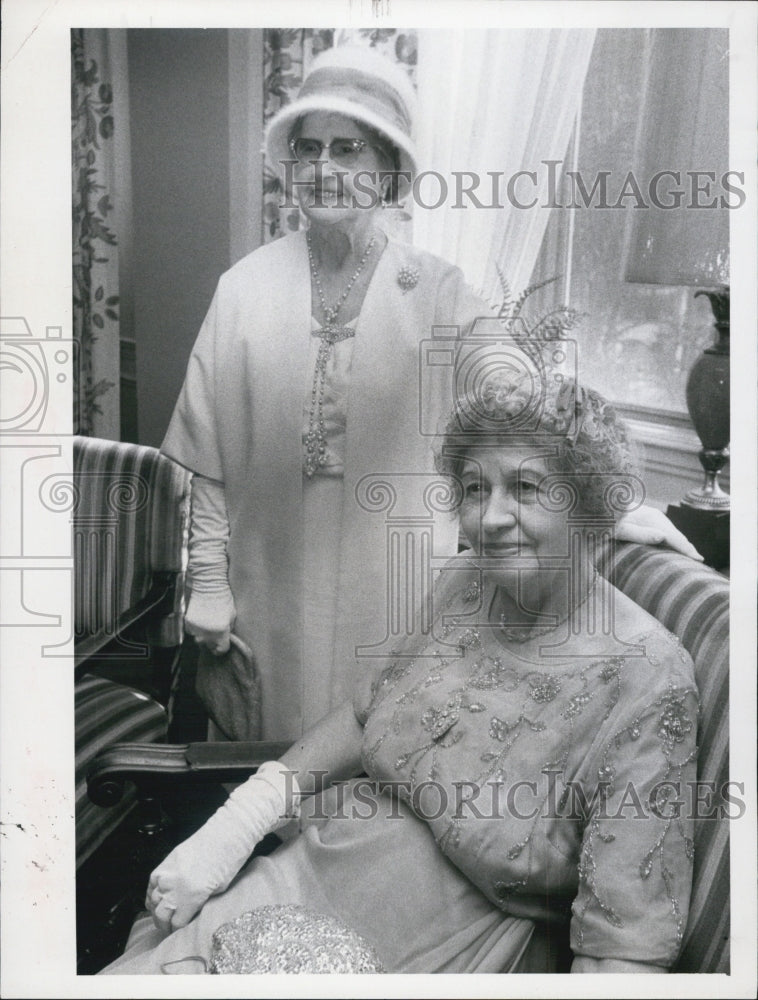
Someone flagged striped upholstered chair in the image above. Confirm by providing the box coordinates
[598,541,730,973]
[74,435,190,868]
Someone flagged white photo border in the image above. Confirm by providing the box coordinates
[1,1,756,997]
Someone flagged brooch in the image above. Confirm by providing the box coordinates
[397,264,420,293]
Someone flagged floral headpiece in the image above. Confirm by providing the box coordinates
[446,368,620,443]
[442,367,636,472]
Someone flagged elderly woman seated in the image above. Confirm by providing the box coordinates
[103,371,698,976]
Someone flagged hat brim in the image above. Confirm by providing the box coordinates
[264,94,418,189]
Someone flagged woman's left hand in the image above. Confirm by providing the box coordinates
[616,505,703,560]
[146,762,299,934]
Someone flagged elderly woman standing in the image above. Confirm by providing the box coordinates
[163,46,485,740]
[104,373,697,975]
[163,45,699,743]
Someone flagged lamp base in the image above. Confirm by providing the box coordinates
[681,447,730,512]
[681,485,730,511]
[683,291,730,513]
[666,503,729,570]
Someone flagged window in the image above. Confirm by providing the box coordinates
[530,28,728,420]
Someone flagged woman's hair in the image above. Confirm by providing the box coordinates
[434,369,642,524]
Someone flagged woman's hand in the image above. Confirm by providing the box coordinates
[616,505,703,560]
[146,703,365,934]
[147,831,229,935]
[184,587,236,655]
[146,762,299,934]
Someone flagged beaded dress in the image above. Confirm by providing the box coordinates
[105,557,697,975]
[357,557,698,965]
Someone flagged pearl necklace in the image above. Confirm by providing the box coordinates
[497,570,600,643]
[304,231,377,477]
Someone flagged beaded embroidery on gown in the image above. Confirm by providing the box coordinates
[357,556,698,966]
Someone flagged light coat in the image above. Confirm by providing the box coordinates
[162,231,491,738]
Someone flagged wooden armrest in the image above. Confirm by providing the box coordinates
[87,740,292,807]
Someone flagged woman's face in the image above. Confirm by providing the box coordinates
[290,112,392,226]
[458,444,570,593]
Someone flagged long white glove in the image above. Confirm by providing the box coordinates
[146,761,300,933]
[185,474,236,655]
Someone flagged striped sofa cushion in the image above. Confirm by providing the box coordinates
[598,542,729,973]
[73,436,190,650]
[75,674,167,866]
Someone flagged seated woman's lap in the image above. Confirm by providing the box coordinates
[102,781,536,974]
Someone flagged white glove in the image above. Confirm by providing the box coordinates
[146,761,300,934]
[185,589,236,656]
[185,474,236,654]
[617,505,704,561]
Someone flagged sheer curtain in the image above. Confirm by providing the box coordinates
[414,29,596,304]
[71,29,131,438]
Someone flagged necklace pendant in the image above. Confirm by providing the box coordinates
[304,231,377,477]
[319,323,355,347]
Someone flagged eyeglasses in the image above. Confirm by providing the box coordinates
[288,137,373,166]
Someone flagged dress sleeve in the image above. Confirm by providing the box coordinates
[570,676,698,967]
[434,261,494,340]
[161,284,225,481]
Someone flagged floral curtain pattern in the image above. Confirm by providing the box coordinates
[262,28,417,244]
[71,29,126,438]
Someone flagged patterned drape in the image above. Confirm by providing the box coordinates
[262,28,417,244]
[71,29,127,438]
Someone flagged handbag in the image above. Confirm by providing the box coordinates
[210,905,386,973]
[195,633,262,741]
